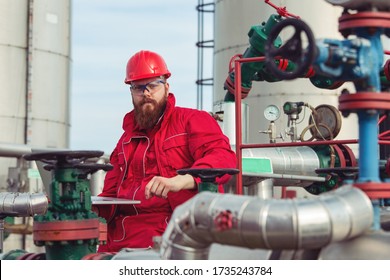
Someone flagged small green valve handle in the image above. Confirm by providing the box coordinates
[177,168,239,192]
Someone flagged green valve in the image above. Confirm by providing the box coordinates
[23,150,113,260]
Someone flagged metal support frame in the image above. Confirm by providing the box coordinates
[196,0,215,110]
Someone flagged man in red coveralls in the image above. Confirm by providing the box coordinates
[95,50,237,252]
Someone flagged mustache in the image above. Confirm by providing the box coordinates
[140,98,157,105]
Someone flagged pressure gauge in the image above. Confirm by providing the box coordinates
[264,105,281,121]
[309,104,342,140]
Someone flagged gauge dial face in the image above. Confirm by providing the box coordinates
[264,105,281,121]
[309,104,342,140]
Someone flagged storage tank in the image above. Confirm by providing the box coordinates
[0,0,71,189]
[213,0,359,152]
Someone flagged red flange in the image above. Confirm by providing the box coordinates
[339,92,390,112]
[33,219,100,241]
[224,76,251,99]
[339,12,390,32]
[336,144,357,167]
[333,144,346,167]
[354,182,390,199]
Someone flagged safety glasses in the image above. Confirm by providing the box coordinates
[129,79,166,96]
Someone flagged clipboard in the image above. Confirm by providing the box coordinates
[91,196,141,205]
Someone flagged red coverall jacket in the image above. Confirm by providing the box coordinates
[97,93,236,252]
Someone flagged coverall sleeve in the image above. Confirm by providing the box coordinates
[186,110,237,184]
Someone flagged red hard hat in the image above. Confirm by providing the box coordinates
[124,50,171,83]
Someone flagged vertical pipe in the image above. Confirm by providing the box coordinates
[372,199,381,230]
[25,0,34,146]
[246,179,274,198]
[355,30,383,184]
[354,29,384,232]
[0,219,4,253]
[235,60,242,195]
[358,111,380,182]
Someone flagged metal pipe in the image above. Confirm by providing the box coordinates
[160,185,373,260]
[235,60,243,195]
[0,192,48,254]
[0,192,48,217]
[241,139,358,148]
[90,158,107,195]
[244,172,326,182]
[245,178,274,198]
[0,142,110,161]
[0,142,32,158]
[0,219,4,253]
[241,146,320,176]
[237,145,323,188]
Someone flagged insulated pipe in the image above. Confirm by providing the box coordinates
[236,145,322,188]
[160,185,373,260]
[240,146,320,177]
[0,142,73,158]
[0,192,48,217]
[0,142,32,158]
[245,178,274,198]
[0,192,48,254]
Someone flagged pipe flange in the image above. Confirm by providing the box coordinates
[339,11,390,36]
[339,92,390,113]
[337,144,357,167]
[332,144,357,168]
[224,76,251,99]
[333,144,347,167]
[354,182,390,199]
[33,219,100,242]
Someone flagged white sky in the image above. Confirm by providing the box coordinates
[70,0,213,155]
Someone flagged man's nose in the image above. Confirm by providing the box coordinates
[143,88,152,97]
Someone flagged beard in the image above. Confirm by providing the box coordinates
[133,94,167,130]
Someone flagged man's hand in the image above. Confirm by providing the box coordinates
[145,174,195,199]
